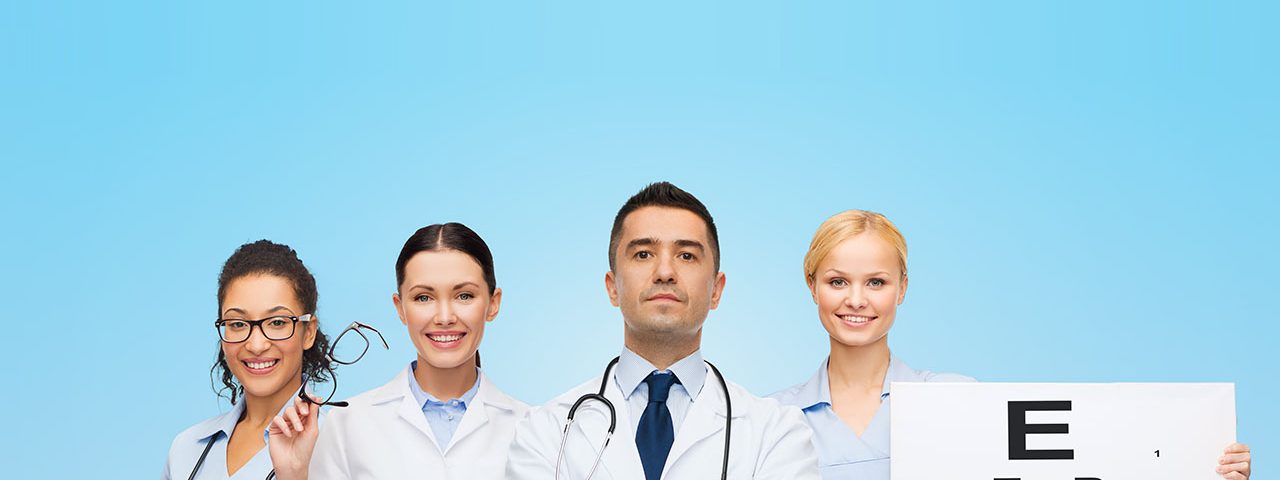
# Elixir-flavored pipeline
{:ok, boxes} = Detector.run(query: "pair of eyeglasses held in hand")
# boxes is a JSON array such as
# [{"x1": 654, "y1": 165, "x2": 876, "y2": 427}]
[
  {"x1": 214, "y1": 315, "x2": 389, "y2": 408},
  {"x1": 301, "y1": 321, "x2": 389, "y2": 407}
]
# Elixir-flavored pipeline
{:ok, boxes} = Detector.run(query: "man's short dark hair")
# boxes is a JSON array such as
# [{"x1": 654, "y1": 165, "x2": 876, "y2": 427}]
[{"x1": 608, "y1": 181, "x2": 720, "y2": 272}]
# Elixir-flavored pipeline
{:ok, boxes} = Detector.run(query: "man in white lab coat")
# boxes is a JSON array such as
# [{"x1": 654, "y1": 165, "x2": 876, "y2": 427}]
[{"x1": 506, "y1": 182, "x2": 820, "y2": 480}]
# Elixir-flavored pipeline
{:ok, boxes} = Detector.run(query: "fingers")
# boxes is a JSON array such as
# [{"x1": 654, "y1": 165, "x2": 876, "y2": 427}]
[
  {"x1": 1219, "y1": 453, "x2": 1250, "y2": 465},
  {"x1": 270, "y1": 416, "x2": 294, "y2": 439},
  {"x1": 305, "y1": 398, "x2": 320, "y2": 429},
  {"x1": 1218, "y1": 462, "x2": 1249, "y2": 474},
  {"x1": 1224, "y1": 442, "x2": 1251, "y2": 454},
  {"x1": 272, "y1": 395, "x2": 323, "y2": 442},
  {"x1": 295, "y1": 396, "x2": 309, "y2": 417},
  {"x1": 284, "y1": 400, "x2": 305, "y2": 434},
  {"x1": 1218, "y1": 442, "x2": 1251, "y2": 479}
]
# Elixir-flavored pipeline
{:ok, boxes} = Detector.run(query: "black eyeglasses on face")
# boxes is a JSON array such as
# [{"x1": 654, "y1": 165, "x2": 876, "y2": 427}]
[
  {"x1": 300, "y1": 321, "x2": 390, "y2": 408},
  {"x1": 214, "y1": 314, "x2": 312, "y2": 343}
]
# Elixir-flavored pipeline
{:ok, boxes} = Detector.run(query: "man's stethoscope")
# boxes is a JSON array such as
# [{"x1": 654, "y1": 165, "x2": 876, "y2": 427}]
[{"x1": 555, "y1": 356, "x2": 733, "y2": 480}]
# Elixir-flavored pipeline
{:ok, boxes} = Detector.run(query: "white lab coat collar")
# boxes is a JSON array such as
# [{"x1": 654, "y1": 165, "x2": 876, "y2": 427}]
[
  {"x1": 365, "y1": 365, "x2": 519, "y2": 453},
  {"x1": 615, "y1": 347, "x2": 707, "y2": 402},
  {"x1": 551, "y1": 358, "x2": 747, "y2": 480}
]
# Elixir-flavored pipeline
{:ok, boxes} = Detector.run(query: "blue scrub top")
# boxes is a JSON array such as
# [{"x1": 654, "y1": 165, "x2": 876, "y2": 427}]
[
  {"x1": 770, "y1": 355, "x2": 973, "y2": 480},
  {"x1": 162, "y1": 391, "x2": 322, "y2": 480}
]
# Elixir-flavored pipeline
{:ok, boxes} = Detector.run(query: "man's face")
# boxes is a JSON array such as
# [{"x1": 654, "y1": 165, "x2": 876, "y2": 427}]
[{"x1": 606, "y1": 206, "x2": 726, "y2": 339}]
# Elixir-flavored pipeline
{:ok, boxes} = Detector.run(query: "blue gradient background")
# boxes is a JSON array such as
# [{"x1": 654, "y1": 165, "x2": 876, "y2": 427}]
[{"x1": 3, "y1": 1, "x2": 1275, "y2": 477}]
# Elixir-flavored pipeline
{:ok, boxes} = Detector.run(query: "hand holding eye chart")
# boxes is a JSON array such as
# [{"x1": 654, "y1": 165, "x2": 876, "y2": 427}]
[{"x1": 890, "y1": 383, "x2": 1235, "y2": 480}]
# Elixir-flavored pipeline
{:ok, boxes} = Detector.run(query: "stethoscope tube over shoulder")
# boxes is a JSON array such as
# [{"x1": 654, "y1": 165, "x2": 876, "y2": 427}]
[
  {"x1": 556, "y1": 357, "x2": 621, "y2": 480},
  {"x1": 188, "y1": 438, "x2": 215, "y2": 480},
  {"x1": 706, "y1": 359, "x2": 731, "y2": 480},
  {"x1": 555, "y1": 356, "x2": 732, "y2": 480}
]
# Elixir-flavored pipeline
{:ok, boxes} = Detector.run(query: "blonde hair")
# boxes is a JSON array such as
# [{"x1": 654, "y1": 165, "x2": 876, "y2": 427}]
[{"x1": 803, "y1": 210, "x2": 908, "y2": 285}]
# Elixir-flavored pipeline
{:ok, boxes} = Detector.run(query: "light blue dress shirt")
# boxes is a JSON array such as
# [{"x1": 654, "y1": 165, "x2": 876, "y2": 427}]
[
  {"x1": 408, "y1": 360, "x2": 481, "y2": 450},
  {"x1": 162, "y1": 390, "x2": 321, "y2": 480},
  {"x1": 770, "y1": 355, "x2": 974, "y2": 480},
  {"x1": 613, "y1": 347, "x2": 707, "y2": 436}
]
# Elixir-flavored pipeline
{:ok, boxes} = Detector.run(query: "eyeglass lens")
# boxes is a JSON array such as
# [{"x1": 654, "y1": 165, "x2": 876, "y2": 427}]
[
  {"x1": 219, "y1": 317, "x2": 295, "y2": 342},
  {"x1": 330, "y1": 328, "x2": 371, "y2": 365}
]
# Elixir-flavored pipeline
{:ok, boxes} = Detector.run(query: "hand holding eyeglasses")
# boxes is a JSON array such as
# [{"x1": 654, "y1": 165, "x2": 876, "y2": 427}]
[
  {"x1": 267, "y1": 321, "x2": 388, "y2": 480},
  {"x1": 268, "y1": 394, "x2": 322, "y2": 480}
]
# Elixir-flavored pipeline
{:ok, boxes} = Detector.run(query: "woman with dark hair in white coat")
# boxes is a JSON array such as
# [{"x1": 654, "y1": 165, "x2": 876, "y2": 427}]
[{"x1": 268, "y1": 223, "x2": 528, "y2": 479}]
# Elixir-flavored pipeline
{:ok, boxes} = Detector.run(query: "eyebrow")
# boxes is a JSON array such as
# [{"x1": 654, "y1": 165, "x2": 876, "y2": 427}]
[
  {"x1": 674, "y1": 239, "x2": 706, "y2": 252},
  {"x1": 222, "y1": 305, "x2": 296, "y2": 316},
  {"x1": 626, "y1": 238, "x2": 706, "y2": 251},
  {"x1": 823, "y1": 269, "x2": 892, "y2": 277},
  {"x1": 626, "y1": 238, "x2": 658, "y2": 250},
  {"x1": 407, "y1": 282, "x2": 481, "y2": 291}
]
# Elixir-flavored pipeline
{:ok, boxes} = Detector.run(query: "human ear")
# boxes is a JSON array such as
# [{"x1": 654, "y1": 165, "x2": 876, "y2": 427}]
[
  {"x1": 897, "y1": 274, "x2": 908, "y2": 305},
  {"x1": 708, "y1": 271, "x2": 727, "y2": 310},
  {"x1": 486, "y1": 288, "x2": 503, "y2": 322},
  {"x1": 393, "y1": 293, "x2": 408, "y2": 326},
  {"x1": 604, "y1": 271, "x2": 620, "y2": 307}
]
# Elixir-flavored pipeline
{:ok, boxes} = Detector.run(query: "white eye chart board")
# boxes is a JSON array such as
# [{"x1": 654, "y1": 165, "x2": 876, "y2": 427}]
[{"x1": 891, "y1": 383, "x2": 1235, "y2": 480}]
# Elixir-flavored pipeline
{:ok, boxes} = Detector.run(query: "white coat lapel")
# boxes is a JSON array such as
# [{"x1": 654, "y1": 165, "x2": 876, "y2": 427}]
[
  {"x1": 664, "y1": 369, "x2": 728, "y2": 474},
  {"x1": 585, "y1": 374, "x2": 644, "y2": 480},
  {"x1": 445, "y1": 372, "x2": 499, "y2": 452},
  {"x1": 380, "y1": 367, "x2": 444, "y2": 453}
]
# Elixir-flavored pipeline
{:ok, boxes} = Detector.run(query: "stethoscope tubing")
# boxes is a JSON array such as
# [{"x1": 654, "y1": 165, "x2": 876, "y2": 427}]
[{"x1": 556, "y1": 356, "x2": 731, "y2": 480}]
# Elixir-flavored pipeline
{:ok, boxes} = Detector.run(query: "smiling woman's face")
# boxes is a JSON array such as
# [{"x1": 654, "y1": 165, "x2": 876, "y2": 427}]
[
  {"x1": 810, "y1": 233, "x2": 907, "y2": 349},
  {"x1": 394, "y1": 250, "x2": 501, "y2": 371},
  {"x1": 219, "y1": 274, "x2": 316, "y2": 400}
]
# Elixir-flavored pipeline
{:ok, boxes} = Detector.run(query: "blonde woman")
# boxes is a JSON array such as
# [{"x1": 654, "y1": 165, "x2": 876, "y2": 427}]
[{"x1": 770, "y1": 210, "x2": 1251, "y2": 480}]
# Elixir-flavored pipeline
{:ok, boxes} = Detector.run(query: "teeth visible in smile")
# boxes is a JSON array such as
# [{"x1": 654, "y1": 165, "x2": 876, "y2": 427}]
[
  {"x1": 840, "y1": 315, "x2": 873, "y2": 324},
  {"x1": 246, "y1": 360, "x2": 278, "y2": 369},
  {"x1": 428, "y1": 333, "x2": 463, "y2": 342}
]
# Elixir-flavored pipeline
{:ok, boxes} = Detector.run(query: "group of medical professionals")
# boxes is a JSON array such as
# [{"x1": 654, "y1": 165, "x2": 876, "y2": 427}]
[{"x1": 163, "y1": 182, "x2": 1253, "y2": 480}]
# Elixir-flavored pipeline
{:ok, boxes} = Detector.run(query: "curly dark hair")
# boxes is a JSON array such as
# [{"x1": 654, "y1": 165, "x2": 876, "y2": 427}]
[{"x1": 211, "y1": 240, "x2": 333, "y2": 405}]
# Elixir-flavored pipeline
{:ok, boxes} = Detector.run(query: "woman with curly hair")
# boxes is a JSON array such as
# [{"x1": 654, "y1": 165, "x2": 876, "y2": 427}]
[{"x1": 163, "y1": 240, "x2": 334, "y2": 480}]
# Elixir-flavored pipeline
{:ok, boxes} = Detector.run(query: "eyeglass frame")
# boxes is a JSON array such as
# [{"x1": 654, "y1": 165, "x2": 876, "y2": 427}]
[
  {"x1": 299, "y1": 321, "x2": 389, "y2": 408},
  {"x1": 213, "y1": 314, "x2": 313, "y2": 343}
]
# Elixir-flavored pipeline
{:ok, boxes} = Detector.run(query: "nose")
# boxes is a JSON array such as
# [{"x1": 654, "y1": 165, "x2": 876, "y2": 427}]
[
  {"x1": 244, "y1": 324, "x2": 272, "y2": 354},
  {"x1": 652, "y1": 253, "x2": 677, "y2": 285},
  {"x1": 433, "y1": 300, "x2": 458, "y2": 326},
  {"x1": 845, "y1": 286, "x2": 868, "y2": 310}
]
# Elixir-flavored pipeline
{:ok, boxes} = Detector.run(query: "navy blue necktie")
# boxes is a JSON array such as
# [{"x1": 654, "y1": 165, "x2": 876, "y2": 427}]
[{"x1": 636, "y1": 372, "x2": 680, "y2": 480}]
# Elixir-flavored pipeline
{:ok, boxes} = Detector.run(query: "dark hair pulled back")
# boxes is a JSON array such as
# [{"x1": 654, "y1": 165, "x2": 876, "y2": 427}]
[{"x1": 395, "y1": 223, "x2": 497, "y2": 295}]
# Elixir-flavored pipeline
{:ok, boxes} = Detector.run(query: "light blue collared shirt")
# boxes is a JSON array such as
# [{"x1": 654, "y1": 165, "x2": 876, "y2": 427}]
[
  {"x1": 770, "y1": 355, "x2": 974, "y2": 480},
  {"x1": 613, "y1": 347, "x2": 707, "y2": 436},
  {"x1": 408, "y1": 360, "x2": 481, "y2": 450},
  {"x1": 163, "y1": 390, "x2": 321, "y2": 480}
]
